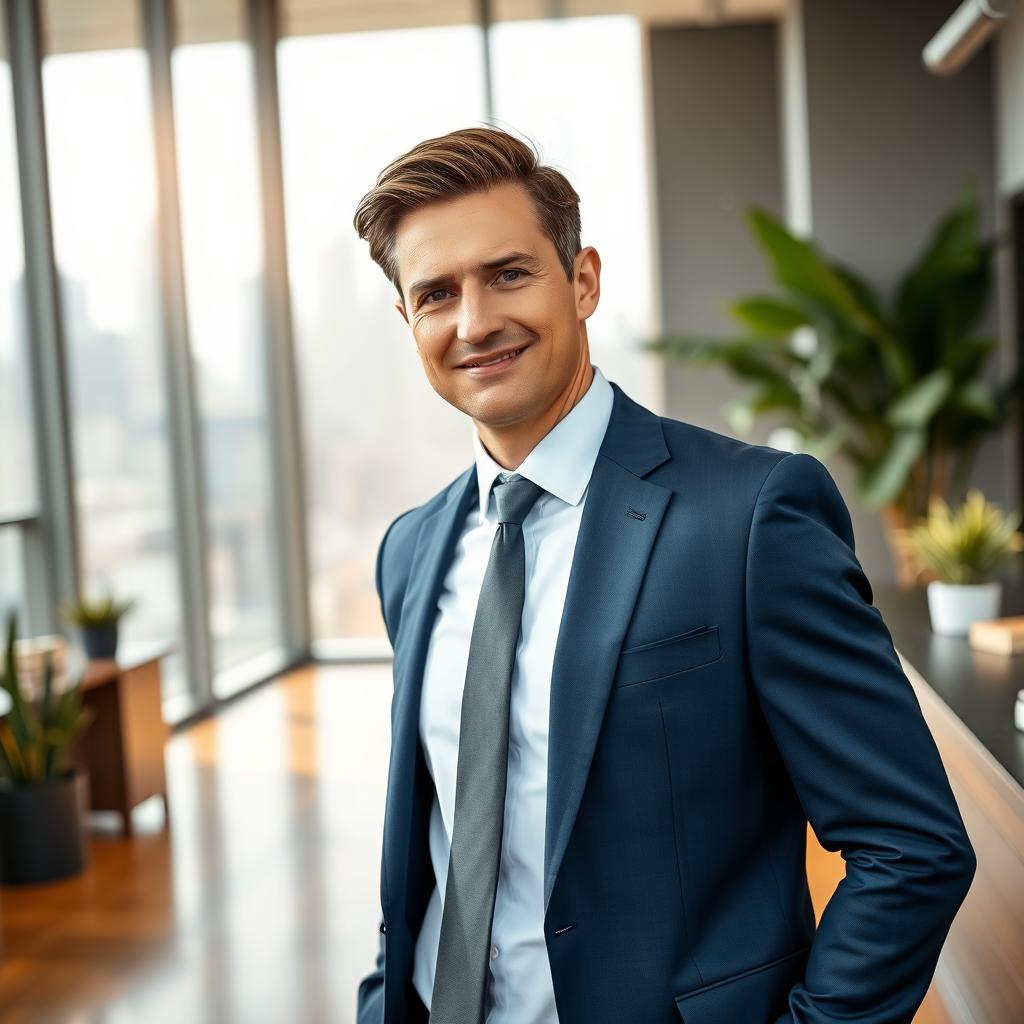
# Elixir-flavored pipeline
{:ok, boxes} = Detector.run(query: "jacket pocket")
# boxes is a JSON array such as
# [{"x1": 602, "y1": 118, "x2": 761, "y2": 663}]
[
  {"x1": 615, "y1": 625, "x2": 721, "y2": 688},
  {"x1": 673, "y1": 943, "x2": 811, "y2": 1024}
]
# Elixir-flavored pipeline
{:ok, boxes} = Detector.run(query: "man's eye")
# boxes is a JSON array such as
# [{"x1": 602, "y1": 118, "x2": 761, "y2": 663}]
[
  {"x1": 424, "y1": 289, "x2": 449, "y2": 305},
  {"x1": 500, "y1": 269, "x2": 526, "y2": 283}
]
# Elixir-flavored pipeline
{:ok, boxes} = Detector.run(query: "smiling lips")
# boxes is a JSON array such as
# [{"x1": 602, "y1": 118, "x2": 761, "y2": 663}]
[{"x1": 460, "y1": 346, "x2": 528, "y2": 373}]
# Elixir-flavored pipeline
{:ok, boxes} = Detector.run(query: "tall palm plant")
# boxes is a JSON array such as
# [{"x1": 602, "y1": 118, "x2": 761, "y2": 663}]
[{"x1": 642, "y1": 182, "x2": 1021, "y2": 586}]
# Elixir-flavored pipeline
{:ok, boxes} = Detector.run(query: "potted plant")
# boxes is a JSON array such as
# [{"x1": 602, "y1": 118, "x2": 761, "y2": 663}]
[
  {"x1": 59, "y1": 591, "x2": 136, "y2": 659},
  {"x1": 0, "y1": 611, "x2": 95, "y2": 884},
  {"x1": 641, "y1": 181, "x2": 1024, "y2": 588},
  {"x1": 905, "y1": 489, "x2": 1024, "y2": 634}
]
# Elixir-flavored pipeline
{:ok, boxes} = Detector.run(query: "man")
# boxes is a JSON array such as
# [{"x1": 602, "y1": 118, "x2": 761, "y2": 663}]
[{"x1": 351, "y1": 126, "x2": 976, "y2": 1024}]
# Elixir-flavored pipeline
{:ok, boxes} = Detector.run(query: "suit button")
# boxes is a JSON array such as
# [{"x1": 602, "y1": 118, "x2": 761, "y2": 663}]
[
  {"x1": 490, "y1": 944, "x2": 500, "y2": 960},
  {"x1": 380, "y1": 923, "x2": 387, "y2": 934}
]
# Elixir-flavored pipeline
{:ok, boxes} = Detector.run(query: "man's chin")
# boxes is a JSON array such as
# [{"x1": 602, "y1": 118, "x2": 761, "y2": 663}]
[{"x1": 459, "y1": 392, "x2": 538, "y2": 429}]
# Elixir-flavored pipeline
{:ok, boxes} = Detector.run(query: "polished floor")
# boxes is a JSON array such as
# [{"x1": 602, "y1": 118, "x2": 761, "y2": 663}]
[
  {"x1": 0, "y1": 663, "x2": 391, "y2": 1024},
  {"x1": 0, "y1": 662, "x2": 953, "y2": 1023}
]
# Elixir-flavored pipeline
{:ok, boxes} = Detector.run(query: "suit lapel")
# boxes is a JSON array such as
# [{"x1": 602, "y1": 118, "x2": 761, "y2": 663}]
[
  {"x1": 383, "y1": 382, "x2": 672, "y2": 930},
  {"x1": 385, "y1": 463, "x2": 477, "y2": 932},
  {"x1": 543, "y1": 384, "x2": 672, "y2": 911}
]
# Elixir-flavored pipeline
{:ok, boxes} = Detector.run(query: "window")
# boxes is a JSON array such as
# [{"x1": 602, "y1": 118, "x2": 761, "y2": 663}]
[
  {"x1": 0, "y1": 12, "x2": 35, "y2": 524},
  {"x1": 172, "y1": 0, "x2": 284, "y2": 692},
  {"x1": 490, "y1": 14, "x2": 657, "y2": 401},
  {"x1": 0, "y1": 10, "x2": 38, "y2": 629},
  {"x1": 41, "y1": 0, "x2": 186, "y2": 699},
  {"x1": 277, "y1": 11, "x2": 487, "y2": 645}
]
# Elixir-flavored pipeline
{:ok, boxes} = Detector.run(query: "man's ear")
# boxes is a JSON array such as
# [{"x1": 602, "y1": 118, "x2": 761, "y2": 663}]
[
  {"x1": 394, "y1": 296, "x2": 409, "y2": 326},
  {"x1": 575, "y1": 246, "x2": 601, "y2": 321}
]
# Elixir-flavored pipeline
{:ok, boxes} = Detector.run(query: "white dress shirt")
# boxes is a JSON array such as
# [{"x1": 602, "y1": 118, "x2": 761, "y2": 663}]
[{"x1": 412, "y1": 364, "x2": 615, "y2": 1022}]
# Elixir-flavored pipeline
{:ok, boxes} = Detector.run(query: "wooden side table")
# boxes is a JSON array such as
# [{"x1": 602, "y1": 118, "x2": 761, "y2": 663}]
[{"x1": 67, "y1": 643, "x2": 173, "y2": 837}]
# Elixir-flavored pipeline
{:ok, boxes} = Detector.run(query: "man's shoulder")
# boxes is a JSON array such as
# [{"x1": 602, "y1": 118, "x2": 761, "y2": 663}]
[
  {"x1": 609, "y1": 379, "x2": 789, "y2": 478},
  {"x1": 645, "y1": 400, "x2": 792, "y2": 490}
]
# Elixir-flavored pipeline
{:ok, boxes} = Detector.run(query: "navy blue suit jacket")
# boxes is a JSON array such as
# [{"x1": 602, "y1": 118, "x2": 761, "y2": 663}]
[{"x1": 357, "y1": 380, "x2": 976, "y2": 1024}]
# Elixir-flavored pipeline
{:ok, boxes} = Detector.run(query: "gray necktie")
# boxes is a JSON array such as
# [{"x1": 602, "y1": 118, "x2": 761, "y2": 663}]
[{"x1": 429, "y1": 473, "x2": 546, "y2": 1024}]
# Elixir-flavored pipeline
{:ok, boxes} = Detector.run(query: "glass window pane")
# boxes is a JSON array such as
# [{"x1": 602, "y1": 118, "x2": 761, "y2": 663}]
[
  {"x1": 0, "y1": 14, "x2": 37, "y2": 519},
  {"x1": 277, "y1": 16, "x2": 486, "y2": 643},
  {"x1": 172, "y1": 0, "x2": 284, "y2": 691},
  {"x1": 491, "y1": 14, "x2": 658, "y2": 406},
  {"x1": 0, "y1": 527, "x2": 25, "y2": 623},
  {"x1": 41, "y1": 0, "x2": 187, "y2": 706}
]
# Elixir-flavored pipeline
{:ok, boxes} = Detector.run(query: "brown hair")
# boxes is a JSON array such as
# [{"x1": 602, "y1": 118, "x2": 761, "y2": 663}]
[{"x1": 352, "y1": 125, "x2": 581, "y2": 303}]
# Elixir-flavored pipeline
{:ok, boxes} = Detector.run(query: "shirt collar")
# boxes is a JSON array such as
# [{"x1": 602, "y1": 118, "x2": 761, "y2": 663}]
[{"x1": 471, "y1": 363, "x2": 614, "y2": 524}]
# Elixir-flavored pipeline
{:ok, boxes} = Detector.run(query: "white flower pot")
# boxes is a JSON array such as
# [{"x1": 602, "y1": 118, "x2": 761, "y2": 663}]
[{"x1": 926, "y1": 579, "x2": 1003, "y2": 635}]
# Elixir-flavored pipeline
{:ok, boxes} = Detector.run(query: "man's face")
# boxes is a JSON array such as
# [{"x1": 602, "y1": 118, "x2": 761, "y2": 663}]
[{"x1": 393, "y1": 181, "x2": 599, "y2": 428}]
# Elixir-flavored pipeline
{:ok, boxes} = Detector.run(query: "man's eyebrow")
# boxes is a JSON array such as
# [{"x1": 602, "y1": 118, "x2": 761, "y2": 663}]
[{"x1": 408, "y1": 251, "x2": 540, "y2": 301}]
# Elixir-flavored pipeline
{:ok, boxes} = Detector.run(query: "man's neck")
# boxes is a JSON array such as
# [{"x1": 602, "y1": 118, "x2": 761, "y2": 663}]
[{"x1": 476, "y1": 362, "x2": 595, "y2": 470}]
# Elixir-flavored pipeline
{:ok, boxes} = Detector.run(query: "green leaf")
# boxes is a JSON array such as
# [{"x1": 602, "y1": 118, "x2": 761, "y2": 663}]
[
  {"x1": 893, "y1": 183, "x2": 996, "y2": 345},
  {"x1": 40, "y1": 651, "x2": 53, "y2": 722},
  {"x1": 745, "y1": 208, "x2": 864, "y2": 320},
  {"x1": 945, "y1": 336, "x2": 998, "y2": 381},
  {"x1": 949, "y1": 380, "x2": 1000, "y2": 422},
  {"x1": 827, "y1": 262, "x2": 886, "y2": 324},
  {"x1": 719, "y1": 347, "x2": 799, "y2": 385},
  {"x1": 0, "y1": 718, "x2": 15, "y2": 781},
  {"x1": 729, "y1": 296, "x2": 809, "y2": 334},
  {"x1": 0, "y1": 721, "x2": 28, "y2": 783},
  {"x1": 640, "y1": 335, "x2": 736, "y2": 364},
  {"x1": 885, "y1": 369, "x2": 953, "y2": 429},
  {"x1": 857, "y1": 429, "x2": 928, "y2": 507},
  {"x1": 1, "y1": 612, "x2": 33, "y2": 752}
]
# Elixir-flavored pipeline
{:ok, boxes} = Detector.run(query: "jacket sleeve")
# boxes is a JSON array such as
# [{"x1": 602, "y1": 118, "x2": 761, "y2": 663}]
[
  {"x1": 745, "y1": 453, "x2": 977, "y2": 1024},
  {"x1": 356, "y1": 923, "x2": 387, "y2": 1024},
  {"x1": 355, "y1": 515, "x2": 408, "y2": 1024}
]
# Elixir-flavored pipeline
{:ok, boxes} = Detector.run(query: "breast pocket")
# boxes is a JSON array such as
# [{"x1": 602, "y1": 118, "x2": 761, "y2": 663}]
[{"x1": 614, "y1": 624, "x2": 722, "y2": 688}]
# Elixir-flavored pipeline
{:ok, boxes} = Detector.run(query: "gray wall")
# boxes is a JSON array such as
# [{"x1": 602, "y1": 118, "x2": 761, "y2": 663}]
[
  {"x1": 800, "y1": 1, "x2": 997, "y2": 294},
  {"x1": 650, "y1": 22, "x2": 785, "y2": 444}
]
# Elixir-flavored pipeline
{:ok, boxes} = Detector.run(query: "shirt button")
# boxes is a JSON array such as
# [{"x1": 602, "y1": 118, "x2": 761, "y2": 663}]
[{"x1": 490, "y1": 944, "x2": 500, "y2": 960}]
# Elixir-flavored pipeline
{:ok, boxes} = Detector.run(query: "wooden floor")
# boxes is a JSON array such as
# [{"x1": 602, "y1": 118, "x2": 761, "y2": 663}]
[
  {"x1": 0, "y1": 662, "x2": 955, "y2": 1023},
  {"x1": 0, "y1": 663, "x2": 392, "y2": 1024}
]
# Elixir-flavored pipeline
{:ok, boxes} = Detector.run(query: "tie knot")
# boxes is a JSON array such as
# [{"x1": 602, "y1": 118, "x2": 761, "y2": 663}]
[{"x1": 492, "y1": 474, "x2": 545, "y2": 526}]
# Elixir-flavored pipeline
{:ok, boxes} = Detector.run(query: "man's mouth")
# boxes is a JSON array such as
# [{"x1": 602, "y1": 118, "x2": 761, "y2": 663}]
[{"x1": 460, "y1": 346, "x2": 527, "y2": 371}]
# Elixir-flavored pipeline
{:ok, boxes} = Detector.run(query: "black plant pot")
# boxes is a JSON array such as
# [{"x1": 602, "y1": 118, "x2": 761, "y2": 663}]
[
  {"x1": 0, "y1": 763, "x2": 90, "y2": 885},
  {"x1": 83, "y1": 622, "x2": 118, "y2": 659}
]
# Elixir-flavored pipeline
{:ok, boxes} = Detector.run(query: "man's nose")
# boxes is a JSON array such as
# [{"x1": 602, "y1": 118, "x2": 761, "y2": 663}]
[{"x1": 455, "y1": 286, "x2": 504, "y2": 345}]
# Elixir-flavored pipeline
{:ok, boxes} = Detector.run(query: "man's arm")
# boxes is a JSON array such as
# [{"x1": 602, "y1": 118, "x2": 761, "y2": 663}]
[
  {"x1": 355, "y1": 517, "x2": 405, "y2": 1024},
  {"x1": 745, "y1": 453, "x2": 977, "y2": 1024},
  {"x1": 356, "y1": 923, "x2": 387, "y2": 1024}
]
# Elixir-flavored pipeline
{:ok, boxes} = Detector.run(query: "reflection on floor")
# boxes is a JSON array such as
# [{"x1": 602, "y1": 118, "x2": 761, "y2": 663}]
[{"x1": 0, "y1": 662, "x2": 953, "y2": 1023}]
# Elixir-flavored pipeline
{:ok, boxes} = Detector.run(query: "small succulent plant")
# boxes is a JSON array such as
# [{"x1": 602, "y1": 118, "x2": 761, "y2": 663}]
[
  {"x1": 59, "y1": 592, "x2": 136, "y2": 629},
  {"x1": 906, "y1": 488, "x2": 1024, "y2": 585}
]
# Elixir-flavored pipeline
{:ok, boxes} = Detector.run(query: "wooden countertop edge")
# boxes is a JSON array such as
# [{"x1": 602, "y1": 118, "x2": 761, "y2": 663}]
[{"x1": 897, "y1": 648, "x2": 1024, "y2": 857}]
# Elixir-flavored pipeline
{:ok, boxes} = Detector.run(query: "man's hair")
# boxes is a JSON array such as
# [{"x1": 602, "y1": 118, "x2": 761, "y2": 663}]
[{"x1": 352, "y1": 125, "x2": 582, "y2": 302}]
